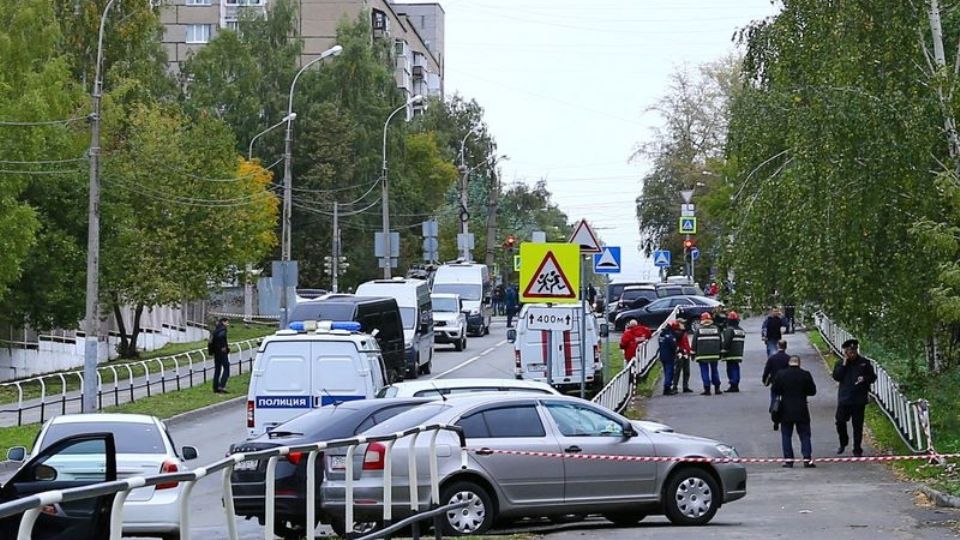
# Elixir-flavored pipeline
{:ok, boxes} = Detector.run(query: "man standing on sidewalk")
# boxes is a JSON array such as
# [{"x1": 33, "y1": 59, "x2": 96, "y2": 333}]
[
  {"x1": 692, "y1": 312, "x2": 722, "y2": 395},
  {"x1": 833, "y1": 338, "x2": 877, "y2": 456},
  {"x1": 658, "y1": 320, "x2": 679, "y2": 395},
  {"x1": 762, "y1": 340, "x2": 791, "y2": 430},
  {"x1": 211, "y1": 318, "x2": 230, "y2": 394},
  {"x1": 772, "y1": 355, "x2": 817, "y2": 468},
  {"x1": 671, "y1": 320, "x2": 694, "y2": 393}
]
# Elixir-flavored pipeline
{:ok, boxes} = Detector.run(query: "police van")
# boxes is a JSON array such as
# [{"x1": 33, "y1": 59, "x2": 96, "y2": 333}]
[{"x1": 245, "y1": 321, "x2": 387, "y2": 437}]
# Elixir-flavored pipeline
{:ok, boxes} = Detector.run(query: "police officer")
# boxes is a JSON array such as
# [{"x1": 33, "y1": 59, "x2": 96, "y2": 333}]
[
  {"x1": 658, "y1": 320, "x2": 680, "y2": 395},
  {"x1": 833, "y1": 338, "x2": 877, "y2": 456},
  {"x1": 692, "y1": 312, "x2": 722, "y2": 395},
  {"x1": 721, "y1": 311, "x2": 745, "y2": 393}
]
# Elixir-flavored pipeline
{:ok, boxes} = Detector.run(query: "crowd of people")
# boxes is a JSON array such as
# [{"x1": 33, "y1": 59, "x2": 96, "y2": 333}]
[{"x1": 620, "y1": 307, "x2": 878, "y2": 467}]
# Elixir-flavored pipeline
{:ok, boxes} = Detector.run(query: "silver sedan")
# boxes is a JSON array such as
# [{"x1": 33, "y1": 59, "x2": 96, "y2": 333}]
[{"x1": 321, "y1": 395, "x2": 746, "y2": 535}]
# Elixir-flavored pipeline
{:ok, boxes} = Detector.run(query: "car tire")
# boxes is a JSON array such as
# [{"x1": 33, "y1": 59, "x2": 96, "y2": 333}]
[
  {"x1": 454, "y1": 338, "x2": 463, "y2": 351},
  {"x1": 461, "y1": 336, "x2": 467, "y2": 350},
  {"x1": 602, "y1": 512, "x2": 646, "y2": 527},
  {"x1": 440, "y1": 480, "x2": 495, "y2": 535},
  {"x1": 663, "y1": 467, "x2": 720, "y2": 526},
  {"x1": 422, "y1": 354, "x2": 432, "y2": 374},
  {"x1": 330, "y1": 518, "x2": 380, "y2": 538}
]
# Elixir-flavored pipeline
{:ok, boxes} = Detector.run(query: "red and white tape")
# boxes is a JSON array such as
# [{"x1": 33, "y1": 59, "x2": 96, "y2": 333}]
[{"x1": 468, "y1": 447, "x2": 957, "y2": 465}]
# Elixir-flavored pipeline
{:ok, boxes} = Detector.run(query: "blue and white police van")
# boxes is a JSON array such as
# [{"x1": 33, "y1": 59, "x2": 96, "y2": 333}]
[{"x1": 245, "y1": 321, "x2": 388, "y2": 437}]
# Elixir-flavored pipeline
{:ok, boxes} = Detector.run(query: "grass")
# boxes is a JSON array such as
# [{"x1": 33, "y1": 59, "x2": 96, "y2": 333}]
[
  {"x1": 603, "y1": 341, "x2": 662, "y2": 420},
  {"x1": 808, "y1": 329, "x2": 960, "y2": 496},
  {"x1": 0, "y1": 323, "x2": 273, "y2": 405},
  {"x1": 0, "y1": 372, "x2": 251, "y2": 457}
]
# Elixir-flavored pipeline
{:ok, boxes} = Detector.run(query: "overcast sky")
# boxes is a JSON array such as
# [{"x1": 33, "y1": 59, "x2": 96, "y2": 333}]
[{"x1": 436, "y1": 0, "x2": 780, "y2": 281}]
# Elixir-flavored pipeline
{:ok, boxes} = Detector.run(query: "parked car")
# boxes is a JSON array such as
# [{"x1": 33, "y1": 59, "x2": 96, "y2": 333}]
[
  {"x1": 614, "y1": 295, "x2": 720, "y2": 331},
  {"x1": 356, "y1": 278, "x2": 435, "y2": 377},
  {"x1": 321, "y1": 394, "x2": 746, "y2": 535},
  {"x1": 655, "y1": 282, "x2": 704, "y2": 298},
  {"x1": 229, "y1": 398, "x2": 432, "y2": 539},
  {"x1": 604, "y1": 281, "x2": 653, "y2": 320},
  {"x1": 432, "y1": 263, "x2": 493, "y2": 336},
  {"x1": 3, "y1": 414, "x2": 198, "y2": 540},
  {"x1": 431, "y1": 293, "x2": 467, "y2": 351},
  {"x1": 608, "y1": 285, "x2": 659, "y2": 322},
  {"x1": 1, "y1": 432, "x2": 118, "y2": 540},
  {"x1": 376, "y1": 378, "x2": 673, "y2": 433}
]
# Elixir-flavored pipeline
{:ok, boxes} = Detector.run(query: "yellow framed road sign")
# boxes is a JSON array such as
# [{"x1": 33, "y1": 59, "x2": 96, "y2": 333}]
[
  {"x1": 520, "y1": 243, "x2": 580, "y2": 304},
  {"x1": 513, "y1": 254, "x2": 521, "y2": 271},
  {"x1": 679, "y1": 217, "x2": 697, "y2": 234}
]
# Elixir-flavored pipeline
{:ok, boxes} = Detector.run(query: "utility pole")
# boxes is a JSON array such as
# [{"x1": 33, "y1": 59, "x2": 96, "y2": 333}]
[
  {"x1": 332, "y1": 202, "x2": 339, "y2": 293},
  {"x1": 483, "y1": 169, "x2": 499, "y2": 268},
  {"x1": 82, "y1": 0, "x2": 120, "y2": 413},
  {"x1": 381, "y1": 95, "x2": 423, "y2": 278},
  {"x1": 459, "y1": 165, "x2": 471, "y2": 261},
  {"x1": 927, "y1": 0, "x2": 960, "y2": 160}
]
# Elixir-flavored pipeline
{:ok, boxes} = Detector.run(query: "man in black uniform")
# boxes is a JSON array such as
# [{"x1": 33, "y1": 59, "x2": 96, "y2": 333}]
[
  {"x1": 211, "y1": 318, "x2": 230, "y2": 393},
  {"x1": 832, "y1": 338, "x2": 877, "y2": 456},
  {"x1": 762, "y1": 340, "x2": 791, "y2": 430},
  {"x1": 773, "y1": 355, "x2": 817, "y2": 468}
]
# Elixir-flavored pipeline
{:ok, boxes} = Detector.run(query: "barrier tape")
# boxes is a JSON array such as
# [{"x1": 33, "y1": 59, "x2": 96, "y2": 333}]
[{"x1": 468, "y1": 447, "x2": 955, "y2": 465}]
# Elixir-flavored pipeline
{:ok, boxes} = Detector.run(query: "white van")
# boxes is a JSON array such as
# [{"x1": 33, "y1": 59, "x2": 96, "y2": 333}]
[
  {"x1": 245, "y1": 321, "x2": 387, "y2": 437},
  {"x1": 355, "y1": 278, "x2": 434, "y2": 378},
  {"x1": 431, "y1": 263, "x2": 492, "y2": 336},
  {"x1": 507, "y1": 303, "x2": 608, "y2": 393}
]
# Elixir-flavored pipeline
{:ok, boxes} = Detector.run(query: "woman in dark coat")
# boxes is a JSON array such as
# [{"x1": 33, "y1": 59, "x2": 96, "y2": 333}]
[{"x1": 772, "y1": 355, "x2": 817, "y2": 468}]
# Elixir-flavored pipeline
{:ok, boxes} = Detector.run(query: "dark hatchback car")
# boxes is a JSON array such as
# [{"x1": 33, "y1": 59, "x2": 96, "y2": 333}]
[
  {"x1": 614, "y1": 295, "x2": 720, "y2": 331},
  {"x1": 655, "y1": 283, "x2": 704, "y2": 298},
  {"x1": 229, "y1": 398, "x2": 431, "y2": 539}
]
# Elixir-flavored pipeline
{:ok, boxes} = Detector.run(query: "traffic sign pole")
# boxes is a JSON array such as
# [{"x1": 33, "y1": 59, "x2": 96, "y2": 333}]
[{"x1": 580, "y1": 254, "x2": 587, "y2": 399}]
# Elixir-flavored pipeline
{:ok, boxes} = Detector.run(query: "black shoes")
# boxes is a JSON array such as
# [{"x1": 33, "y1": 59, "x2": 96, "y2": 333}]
[
  {"x1": 773, "y1": 423, "x2": 779, "y2": 431},
  {"x1": 782, "y1": 462, "x2": 794, "y2": 468},
  {"x1": 836, "y1": 446, "x2": 846, "y2": 455},
  {"x1": 700, "y1": 388, "x2": 712, "y2": 396},
  {"x1": 803, "y1": 461, "x2": 817, "y2": 468},
  {"x1": 714, "y1": 386, "x2": 723, "y2": 395},
  {"x1": 726, "y1": 385, "x2": 740, "y2": 393},
  {"x1": 853, "y1": 448, "x2": 864, "y2": 457},
  {"x1": 682, "y1": 387, "x2": 694, "y2": 393},
  {"x1": 214, "y1": 388, "x2": 228, "y2": 394},
  {"x1": 663, "y1": 388, "x2": 677, "y2": 396}
]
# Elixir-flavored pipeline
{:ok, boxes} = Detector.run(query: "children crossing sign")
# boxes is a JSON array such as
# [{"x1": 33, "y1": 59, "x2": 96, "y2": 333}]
[
  {"x1": 520, "y1": 243, "x2": 580, "y2": 303},
  {"x1": 679, "y1": 217, "x2": 697, "y2": 234}
]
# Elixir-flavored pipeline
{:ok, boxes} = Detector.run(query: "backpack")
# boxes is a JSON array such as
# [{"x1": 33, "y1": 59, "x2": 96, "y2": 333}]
[{"x1": 207, "y1": 335, "x2": 216, "y2": 355}]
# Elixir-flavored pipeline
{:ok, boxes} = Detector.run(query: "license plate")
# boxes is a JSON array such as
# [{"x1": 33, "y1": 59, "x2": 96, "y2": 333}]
[
  {"x1": 331, "y1": 455, "x2": 347, "y2": 470},
  {"x1": 527, "y1": 364, "x2": 546, "y2": 372},
  {"x1": 235, "y1": 460, "x2": 258, "y2": 471}
]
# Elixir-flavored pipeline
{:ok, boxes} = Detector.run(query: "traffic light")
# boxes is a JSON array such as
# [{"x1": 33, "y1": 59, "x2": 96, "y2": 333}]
[
  {"x1": 683, "y1": 238, "x2": 696, "y2": 250},
  {"x1": 503, "y1": 235, "x2": 517, "y2": 249}
]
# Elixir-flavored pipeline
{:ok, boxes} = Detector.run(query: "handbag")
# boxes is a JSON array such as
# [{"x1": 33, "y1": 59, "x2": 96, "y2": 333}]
[{"x1": 769, "y1": 395, "x2": 783, "y2": 422}]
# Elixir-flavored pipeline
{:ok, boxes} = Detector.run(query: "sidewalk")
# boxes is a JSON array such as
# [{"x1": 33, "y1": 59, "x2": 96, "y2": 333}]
[
  {"x1": 0, "y1": 346, "x2": 257, "y2": 427},
  {"x1": 550, "y1": 317, "x2": 959, "y2": 539}
]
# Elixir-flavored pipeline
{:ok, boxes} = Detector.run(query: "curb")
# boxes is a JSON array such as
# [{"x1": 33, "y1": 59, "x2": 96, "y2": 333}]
[
  {"x1": 917, "y1": 484, "x2": 960, "y2": 508},
  {"x1": 164, "y1": 395, "x2": 246, "y2": 428}
]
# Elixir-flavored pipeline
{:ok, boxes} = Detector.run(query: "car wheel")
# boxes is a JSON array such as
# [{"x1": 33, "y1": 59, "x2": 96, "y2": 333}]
[
  {"x1": 454, "y1": 338, "x2": 463, "y2": 351},
  {"x1": 664, "y1": 467, "x2": 720, "y2": 526},
  {"x1": 602, "y1": 512, "x2": 646, "y2": 527},
  {"x1": 461, "y1": 336, "x2": 468, "y2": 350},
  {"x1": 422, "y1": 355, "x2": 432, "y2": 374},
  {"x1": 440, "y1": 480, "x2": 495, "y2": 535},
  {"x1": 330, "y1": 518, "x2": 379, "y2": 538},
  {"x1": 274, "y1": 519, "x2": 307, "y2": 540}
]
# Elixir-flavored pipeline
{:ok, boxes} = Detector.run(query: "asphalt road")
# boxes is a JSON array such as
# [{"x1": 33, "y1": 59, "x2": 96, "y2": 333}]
[{"x1": 140, "y1": 321, "x2": 514, "y2": 540}]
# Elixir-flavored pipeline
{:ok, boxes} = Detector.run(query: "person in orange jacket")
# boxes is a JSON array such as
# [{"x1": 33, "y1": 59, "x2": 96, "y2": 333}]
[{"x1": 619, "y1": 319, "x2": 652, "y2": 361}]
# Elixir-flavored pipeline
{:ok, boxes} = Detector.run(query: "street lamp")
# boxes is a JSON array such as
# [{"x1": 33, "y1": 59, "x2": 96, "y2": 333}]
[
  {"x1": 81, "y1": 0, "x2": 124, "y2": 413},
  {"x1": 380, "y1": 94, "x2": 424, "y2": 278},
  {"x1": 248, "y1": 113, "x2": 296, "y2": 160},
  {"x1": 456, "y1": 126, "x2": 484, "y2": 261},
  {"x1": 278, "y1": 44, "x2": 342, "y2": 328}
]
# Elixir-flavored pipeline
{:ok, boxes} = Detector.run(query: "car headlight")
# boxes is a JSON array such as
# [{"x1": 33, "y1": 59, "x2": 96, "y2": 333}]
[{"x1": 715, "y1": 444, "x2": 739, "y2": 459}]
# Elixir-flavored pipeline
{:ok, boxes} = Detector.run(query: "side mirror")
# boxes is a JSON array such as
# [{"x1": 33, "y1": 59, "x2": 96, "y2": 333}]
[
  {"x1": 599, "y1": 324, "x2": 610, "y2": 338},
  {"x1": 33, "y1": 464, "x2": 58, "y2": 482},
  {"x1": 6, "y1": 446, "x2": 26, "y2": 462},
  {"x1": 506, "y1": 329, "x2": 517, "y2": 343},
  {"x1": 182, "y1": 446, "x2": 199, "y2": 461},
  {"x1": 623, "y1": 424, "x2": 638, "y2": 438}
]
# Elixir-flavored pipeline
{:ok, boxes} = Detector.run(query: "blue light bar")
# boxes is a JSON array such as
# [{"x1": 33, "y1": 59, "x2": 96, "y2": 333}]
[
  {"x1": 288, "y1": 321, "x2": 361, "y2": 332},
  {"x1": 289, "y1": 321, "x2": 306, "y2": 332},
  {"x1": 331, "y1": 321, "x2": 362, "y2": 332}
]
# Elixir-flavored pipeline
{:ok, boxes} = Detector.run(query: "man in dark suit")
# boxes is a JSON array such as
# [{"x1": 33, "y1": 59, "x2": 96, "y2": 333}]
[
  {"x1": 772, "y1": 355, "x2": 817, "y2": 468},
  {"x1": 833, "y1": 338, "x2": 877, "y2": 456},
  {"x1": 762, "y1": 340, "x2": 791, "y2": 430}
]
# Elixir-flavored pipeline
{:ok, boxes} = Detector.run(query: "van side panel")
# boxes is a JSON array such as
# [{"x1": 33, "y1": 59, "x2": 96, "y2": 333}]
[
  {"x1": 251, "y1": 342, "x2": 312, "y2": 434},
  {"x1": 311, "y1": 342, "x2": 368, "y2": 405}
]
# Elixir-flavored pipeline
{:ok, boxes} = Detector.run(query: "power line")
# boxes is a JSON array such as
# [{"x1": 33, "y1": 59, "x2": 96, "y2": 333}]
[
  {"x1": 0, "y1": 157, "x2": 87, "y2": 165},
  {"x1": 0, "y1": 168, "x2": 85, "y2": 176},
  {"x1": 0, "y1": 116, "x2": 88, "y2": 126},
  {"x1": 104, "y1": 176, "x2": 278, "y2": 207}
]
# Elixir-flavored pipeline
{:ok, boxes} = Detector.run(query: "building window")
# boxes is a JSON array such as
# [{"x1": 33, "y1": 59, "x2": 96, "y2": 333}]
[
  {"x1": 185, "y1": 0, "x2": 211, "y2": 5},
  {"x1": 224, "y1": 19, "x2": 239, "y2": 31},
  {"x1": 372, "y1": 9, "x2": 387, "y2": 31},
  {"x1": 186, "y1": 24, "x2": 212, "y2": 44},
  {"x1": 226, "y1": 0, "x2": 264, "y2": 5}
]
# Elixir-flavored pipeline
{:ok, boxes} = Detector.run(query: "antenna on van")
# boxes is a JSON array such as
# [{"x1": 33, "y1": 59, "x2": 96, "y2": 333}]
[
  {"x1": 321, "y1": 388, "x2": 344, "y2": 407},
  {"x1": 430, "y1": 382, "x2": 448, "y2": 402}
]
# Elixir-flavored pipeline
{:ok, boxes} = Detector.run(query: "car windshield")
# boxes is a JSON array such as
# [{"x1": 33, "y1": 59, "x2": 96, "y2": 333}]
[
  {"x1": 41, "y1": 421, "x2": 166, "y2": 454},
  {"x1": 289, "y1": 302, "x2": 354, "y2": 322},
  {"x1": 433, "y1": 297, "x2": 459, "y2": 312},
  {"x1": 433, "y1": 283, "x2": 481, "y2": 301},
  {"x1": 360, "y1": 403, "x2": 449, "y2": 436},
  {"x1": 621, "y1": 289, "x2": 652, "y2": 302},
  {"x1": 399, "y1": 307, "x2": 417, "y2": 329}
]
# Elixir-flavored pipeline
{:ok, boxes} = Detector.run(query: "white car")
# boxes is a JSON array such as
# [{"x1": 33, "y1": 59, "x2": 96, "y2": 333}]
[
  {"x1": 375, "y1": 377, "x2": 673, "y2": 432},
  {"x1": 5, "y1": 413, "x2": 198, "y2": 539},
  {"x1": 431, "y1": 293, "x2": 467, "y2": 351}
]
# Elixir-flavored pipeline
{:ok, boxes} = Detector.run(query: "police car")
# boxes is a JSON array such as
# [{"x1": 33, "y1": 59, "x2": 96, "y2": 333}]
[{"x1": 245, "y1": 321, "x2": 388, "y2": 437}]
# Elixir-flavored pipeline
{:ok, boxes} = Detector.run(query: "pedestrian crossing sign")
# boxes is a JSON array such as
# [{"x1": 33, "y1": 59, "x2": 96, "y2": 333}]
[
  {"x1": 679, "y1": 217, "x2": 697, "y2": 234},
  {"x1": 520, "y1": 243, "x2": 580, "y2": 303},
  {"x1": 653, "y1": 250, "x2": 671, "y2": 267}
]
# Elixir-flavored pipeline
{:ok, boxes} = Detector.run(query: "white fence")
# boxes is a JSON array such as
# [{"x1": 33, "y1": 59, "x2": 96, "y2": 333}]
[
  {"x1": 592, "y1": 308, "x2": 680, "y2": 413},
  {"x1": 0, "y1": 424, "x2": 465, "y2": 540},
  {"x1": 814, "y1": 312, "x2": 935, "y2": 455}
]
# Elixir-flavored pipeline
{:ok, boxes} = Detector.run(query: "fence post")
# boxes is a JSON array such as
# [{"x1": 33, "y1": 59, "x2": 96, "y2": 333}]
[
  {"x1": 305, "y1": 443, "x2": 327, "y2": 540},
  {"x1": 345, "y1": 442, "x2": 359, "y2": 539},
  {"x1": 222, "y1": 459, "x2": 240, "y2": 540},
  {"x1": 39, "y1": 376, "x2": 46, "y2": 421},
  {"x1": 382, "y1": 438, "x2": 398, "y2": 537},
  {"x1": 408, "y1": 431, "x2": 422, "y2": 540},
  {"x1": 429, "y1": 429, "x2": 442, "y2": 540},
  {"x1": 264, "y1": 455, "x2": 279, "y2": 540}
]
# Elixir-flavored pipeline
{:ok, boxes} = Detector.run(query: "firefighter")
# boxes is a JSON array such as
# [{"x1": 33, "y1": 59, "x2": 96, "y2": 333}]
[
  {"x1": 721, "y1": 310, "x2": 746, "y2": 392},
  {"x1": 692, "y1": 312, "x2": 723, "y2": 395}
]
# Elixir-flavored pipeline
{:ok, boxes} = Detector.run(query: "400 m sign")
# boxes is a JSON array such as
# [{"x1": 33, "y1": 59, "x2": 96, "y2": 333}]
[{"x1": 525, "y1": 307, "x2": 574, "y2": 331}]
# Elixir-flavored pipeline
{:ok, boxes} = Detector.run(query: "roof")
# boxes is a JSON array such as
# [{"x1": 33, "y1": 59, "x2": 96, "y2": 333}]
[
  {"x1": 387, "y1": 378, "x2": 559, "y2": 394},
  {"x1": 49, "y1": 413, "x2": 157, "y2": 425}
]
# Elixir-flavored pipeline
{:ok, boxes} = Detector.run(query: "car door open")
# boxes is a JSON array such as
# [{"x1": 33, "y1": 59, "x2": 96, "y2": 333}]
[{"x1": 0, "y1": 432, "x2": 117, "y2": 540}]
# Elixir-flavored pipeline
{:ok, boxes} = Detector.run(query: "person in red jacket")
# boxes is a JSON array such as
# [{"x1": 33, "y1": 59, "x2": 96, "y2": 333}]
[
  {"x1": 620, "y1": 319, "x2": 652, "y2": 361},
  {"x1": 671, "y1": 320, "x2": 694, "y2": 393}
]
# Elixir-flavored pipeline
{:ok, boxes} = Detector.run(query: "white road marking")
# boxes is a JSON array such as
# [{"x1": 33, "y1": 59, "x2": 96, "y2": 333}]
[{"x1": 431, "y1": 339, "x2": 508, "y2": 379}]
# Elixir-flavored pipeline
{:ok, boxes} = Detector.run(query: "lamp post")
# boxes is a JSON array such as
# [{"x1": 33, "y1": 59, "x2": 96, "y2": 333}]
[
  {"x1": 456, "y1": 128, "x2": 479, "y2": 261},
  {"x1": 278, "y1": 44, "x2": 342, "y2": 328},
  {"x1": 248, "y1": 113, "x2": 296, "y2": 160},
  {"x1": 81, "y1": 0, "x2": 125, "y2": 414},
  {"x1": 380, "y1": 94, "x2": 424, "y2": 278}
]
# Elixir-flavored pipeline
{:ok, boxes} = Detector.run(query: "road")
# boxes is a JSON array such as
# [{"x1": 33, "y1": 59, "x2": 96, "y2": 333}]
[{"x1": 144, "y1": 321, "x2": 513, "y2": 540}]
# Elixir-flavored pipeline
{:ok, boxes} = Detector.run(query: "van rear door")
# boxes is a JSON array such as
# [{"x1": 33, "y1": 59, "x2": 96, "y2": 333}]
[
  {"x1": 250, "y1": 341, "x2": 312, "y2": 435},
  {"x1": 311, "y1": 341, "x2": 369, "y2": 405}
]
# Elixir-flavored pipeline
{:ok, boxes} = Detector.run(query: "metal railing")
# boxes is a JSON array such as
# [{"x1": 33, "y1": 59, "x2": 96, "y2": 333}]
[
  {"x1": 814, "y1": 312, "x2": 935, "y2": 455},
  {"x1": 0, "y1": 339, "x2": 261, "y2": 426},
  {"x1": 0, "y1": 423, "x2": 466, "y2": 540},
  {"x1": 592, "y1": 308, "x2": 680, "y2": 413}
]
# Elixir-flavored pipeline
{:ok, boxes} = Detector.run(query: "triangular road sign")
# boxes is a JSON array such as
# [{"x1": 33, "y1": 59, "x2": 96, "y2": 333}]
[
  {"x1": 569, "y1": 219, "x2": 602, "y2": 253},
  {"x1": 596, "y1": 249, "x2": 618, "y2": 268},
  {"x1": 653, "y1": 250, "x2": 671, "y2": 267},
  {"x1": 522, "y1": 251, "x2": 577, "y2": 299}
]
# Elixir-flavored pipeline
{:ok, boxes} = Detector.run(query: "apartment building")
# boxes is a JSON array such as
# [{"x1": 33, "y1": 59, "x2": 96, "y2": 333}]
[{"x1": 160, "y1": 0, "x2": 444, "y2": 100}]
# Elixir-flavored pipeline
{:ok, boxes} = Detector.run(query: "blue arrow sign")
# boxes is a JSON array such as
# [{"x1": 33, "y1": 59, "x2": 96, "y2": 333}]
[
  {"x1": 690, "y1": 247, "x2": 701, "y2": 261},
  {"x1": 593, "y1": 246, "x2": 621, "y2": 274},
  {"x1": 653, "y1": 250, "x2": 671, "y2": 268}
]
